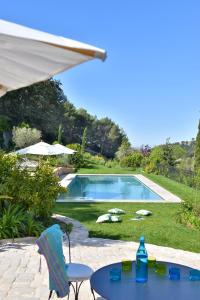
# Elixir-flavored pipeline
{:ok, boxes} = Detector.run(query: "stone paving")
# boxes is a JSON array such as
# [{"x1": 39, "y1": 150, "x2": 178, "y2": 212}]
[{"x1": 0, "y1": 215, "x2": 200, "y2": 300}]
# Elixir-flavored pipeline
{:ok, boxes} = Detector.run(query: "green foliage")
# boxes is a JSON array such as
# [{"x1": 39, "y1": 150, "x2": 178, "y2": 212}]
[
  {"x1": 115, "y1": 136, "x2": 131, "y2": 161},
  {"x1": 0, "y1": 204, "x2": 44, "y2": 239},
  {"x1": 55, "y1": 201, "x2": 200, "y2": 253},
  {"x1": 0, "y1": 115, "x2": 12, "y2": 149},
  {"x1": 81, "y1": 127, "x2": 87, "y2": 154},
  {"x1": 162, "y1": 138, "x2": 176, "y2": 167},
  {"x1": 12, "y1": 126, "x2": 41, "y2": 148},
  {"x1": 0, "y1": 79, "x2": 125, "y2": 158},
  {"x1": 194, "y1": 120, "x2": 200, "y2": 172},
  {"x1": 144, "y1": 146, "x2": 164, "y2": 173},
  {"x1": 104, "y1": 160, "x2": 119, "y2": 168},
  {"x1": 121, "y1": 151, "x2": 143, "y2": 168},
  {"x1": 57, "y1": 124, "x2": 63, "y2": 144},
  {"x1": 19, "y1": 122, "x2": 30, "y2": 128},
  {"x1": 172, "y1": 144, "x2": 187, "y2": 160},
  {"x1": 48, "y1": 155, "x2": 71, "y2": 168},
  {"x1": 83, "y1": 152, "x2": 106, "y2": 166},
  {"x1": 194, "y1": 169, "x2": 200, "y2": 189},
  {"x1": 0, "y1": 153, "x2": 64, "y2": 219},
  {"x1": 66, "y1": 143, "x2": 85, "y2": 169}
]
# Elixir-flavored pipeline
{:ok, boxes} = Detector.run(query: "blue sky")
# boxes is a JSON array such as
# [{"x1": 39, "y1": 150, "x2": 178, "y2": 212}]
[{"x1": 1, "y1": 0, "x2": 200, "y2": 146}]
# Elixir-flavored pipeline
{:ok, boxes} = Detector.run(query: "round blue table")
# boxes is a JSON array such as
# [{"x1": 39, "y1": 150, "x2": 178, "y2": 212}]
[{"x1": 90, "y1": 261, "x2": 200, "y2": 300}]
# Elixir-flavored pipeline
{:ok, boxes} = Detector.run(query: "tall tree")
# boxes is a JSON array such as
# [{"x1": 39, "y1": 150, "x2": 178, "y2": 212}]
[
  {"x1": 194, "y1": 120, "x2": 200, "y2": 172},
  {"x1": 57, "y1": 124, "x2": 63, "y2": 144},
  {"x1": 115, "y1": 136, "x2": 131, "y2": 161},
  {"x1": 81, "y1": 127, "x2": 87, "y2": 154},
  {"x1": 0, "y1": 79, "x2": 127, "y2": 158},
  {"x1": 162, "y1": 138, "x2": 175, "y2": 167}
]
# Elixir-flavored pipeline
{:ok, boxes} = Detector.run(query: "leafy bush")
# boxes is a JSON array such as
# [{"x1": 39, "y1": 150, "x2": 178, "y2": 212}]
[
  {"x1": 47, "y1": 155, "x2": 71, "y2": 168},
  {"x1": 177, "y1": 200, "x2": 200, "y2": 230},
  {"x1": 66, "y1": 144, "x2": 86, "y2": 169},
  {"x1": 120, "y1": 151, "x2": 143, "y2": 168},
  {"x1": 194, "y1": 169, "x2": 200, "y2": 189},
  {"x1": 115, "y1": 137, "x2": 131, "y2": 161},
  {"x1": 83, "y1": 152, "x2": 106, "y2": 166},
  {"x1": 177, "y1": 169, "x2": 200, "y2": 230},
  {"x1": 0, "y1": 153, "x2": 64, "y2": 219},
  {"x1": 105, "y1": 160, "x2": 119, "y2": 168},
  {"x1": 12, "y1": 126, "x2": 41, "y2": 148},
  {"x1": 0, "y1": 204, "x2": 44, "y2": 239}
]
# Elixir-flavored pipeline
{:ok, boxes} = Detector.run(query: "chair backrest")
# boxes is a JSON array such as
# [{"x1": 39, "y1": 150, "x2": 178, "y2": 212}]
[{"x1": 36, "y1": 224, "x2": 69, "y2": 298}]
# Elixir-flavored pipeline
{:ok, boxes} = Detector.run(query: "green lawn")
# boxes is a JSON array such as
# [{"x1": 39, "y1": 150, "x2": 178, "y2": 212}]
[
  {"x1": 54, "y1": 170, "x2": 200, "y2": 253},
  {"x1": 78, "y1": 163, "x2": 137, "y2": 174},
  {"x1": 144, "y1": 173, "x2": 200, "y2": 202},
  {"x1": 54, "y1": 202, "x2": 200, "y2": 252}
]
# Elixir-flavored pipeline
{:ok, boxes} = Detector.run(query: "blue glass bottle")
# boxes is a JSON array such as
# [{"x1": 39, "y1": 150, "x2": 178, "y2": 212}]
[{"x1": 135, "y1": 236, "x2": 148, "y2": 283}]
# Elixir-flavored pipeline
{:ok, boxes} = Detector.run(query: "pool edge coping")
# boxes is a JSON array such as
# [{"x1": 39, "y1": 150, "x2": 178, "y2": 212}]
[{"x1": 58, "y1": 173, "x2": 181, "y2": 203}]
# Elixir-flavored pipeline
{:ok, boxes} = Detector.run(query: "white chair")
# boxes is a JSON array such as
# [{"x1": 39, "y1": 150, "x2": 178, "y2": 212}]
[{"x1": 63, "y1": 231, "x2": 94, "y2": 300}]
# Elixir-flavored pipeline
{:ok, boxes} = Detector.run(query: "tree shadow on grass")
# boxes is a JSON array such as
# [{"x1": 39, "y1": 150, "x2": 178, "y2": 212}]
[
  {"x1": 55, "y1": 203, "x2": 106, "y2": 223},
  {"x1": 89, "y1": 230, "x2": 125, "y2": 240}
]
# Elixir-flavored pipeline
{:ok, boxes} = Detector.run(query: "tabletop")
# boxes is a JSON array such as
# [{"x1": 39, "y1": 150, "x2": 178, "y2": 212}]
[{"x1": 90, "y1": 261, "x2": 200, "y2": 300}]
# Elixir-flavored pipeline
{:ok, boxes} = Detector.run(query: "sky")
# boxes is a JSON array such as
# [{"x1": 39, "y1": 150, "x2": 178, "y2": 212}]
[{"x1": 1, "y1": 0, "x2": 200, "y2": 147}]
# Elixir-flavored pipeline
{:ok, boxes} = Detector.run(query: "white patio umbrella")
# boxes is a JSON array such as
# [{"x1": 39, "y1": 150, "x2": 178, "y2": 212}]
[
  {"x1": 53, "y1": 143, "x2": 76, "y2": 154},
  {"x1": 15, "y1": 141, "x2": 70, "y2": 156},
  {"x1": 0, "y1": 19, "x2": 106, "y2": 97}
]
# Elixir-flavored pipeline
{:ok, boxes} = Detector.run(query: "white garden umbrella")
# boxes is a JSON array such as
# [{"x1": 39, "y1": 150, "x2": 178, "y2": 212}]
[
  {"x1": 15, "y1": 141, "x2": 71, "y2": 156},
  {"x1": 53, "y1": 143, "x2": 76, "y2": 154},
  {"x1": 0, "y1": 19, "x2": 106, "y2": 97}
]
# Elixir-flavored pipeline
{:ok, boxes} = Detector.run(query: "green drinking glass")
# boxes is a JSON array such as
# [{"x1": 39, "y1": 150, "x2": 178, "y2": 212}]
[
  {"x1": 121, "y1": 260, "x2": 132, "y2": 272},
  {"x1": 155, "y1": 263, "x2": 167, "y2": 276},
  {"x1": 148, "y1": 257, "x2": 156, "y2": 268}
]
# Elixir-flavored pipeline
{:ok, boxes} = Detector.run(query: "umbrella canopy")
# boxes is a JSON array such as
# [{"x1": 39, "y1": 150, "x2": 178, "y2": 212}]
[
  {"x1": 15, "y1": 141, "x2": 71, "y2": 156},
  {"x1": 0, "y1": 19, "x2": 106, "y2": 97},
  {"x1": 53, "y1": 143, "x2": 76, "y2": 154}
]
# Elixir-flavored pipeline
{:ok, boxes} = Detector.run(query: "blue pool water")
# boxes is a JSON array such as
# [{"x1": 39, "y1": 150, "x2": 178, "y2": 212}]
[{"x1": 58, "y1": 175, "x2": 162, "y2": 201}]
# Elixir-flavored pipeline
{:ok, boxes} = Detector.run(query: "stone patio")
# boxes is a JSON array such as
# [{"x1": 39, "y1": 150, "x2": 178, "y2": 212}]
[{"x1": 0, "y1": 215, "x2": 199, "y2": 300}]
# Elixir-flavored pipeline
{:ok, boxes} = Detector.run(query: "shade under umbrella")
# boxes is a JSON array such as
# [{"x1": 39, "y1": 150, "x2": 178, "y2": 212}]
[
  {"x1": 53, "y1": 143, "x2": 76, "y2": 154},
  {"x1": 0, "y1": 19, "x2": 106, "y2": 97},
  {"x1": 15, "y1": 141, "x2": 70, "y2": 156}
]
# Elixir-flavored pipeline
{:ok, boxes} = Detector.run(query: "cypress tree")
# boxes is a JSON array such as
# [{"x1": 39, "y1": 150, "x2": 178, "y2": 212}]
[{"x1": 194, "y1": 120, "x2": 200, "y2": 172}]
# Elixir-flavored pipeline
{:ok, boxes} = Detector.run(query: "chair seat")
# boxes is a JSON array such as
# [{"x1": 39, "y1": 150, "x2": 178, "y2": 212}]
[{"x1": 66, "y1": 263, "x2": 93, "y2": 282}]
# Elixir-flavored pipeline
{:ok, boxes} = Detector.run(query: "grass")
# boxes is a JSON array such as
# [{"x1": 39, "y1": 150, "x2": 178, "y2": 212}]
[
  {"x1": 144, "y1": 173, "x2": 200, "y2": 202},
  {"x1": 54, "y1": 202, "x2": 200, "y2": 253},
  {"x1": 78, "y1": 163, "x2": 137, "y2": 174},
  {"x1": 54, "y1": 169, "x2": 200, "y2": 253}
]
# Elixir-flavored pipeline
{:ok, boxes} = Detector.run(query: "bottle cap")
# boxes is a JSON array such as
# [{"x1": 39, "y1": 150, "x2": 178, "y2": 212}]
[{"x1": 140, "y1": 236, "x2": 145, "y2": 242}]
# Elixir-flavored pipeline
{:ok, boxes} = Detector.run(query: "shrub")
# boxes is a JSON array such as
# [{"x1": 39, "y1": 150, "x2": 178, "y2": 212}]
[
  {"x1": 47, "y1": 155, "x2": 71, "y2": 168},
  {"x1": 0, "y1": 204, "x2": 44, "y2": 239},
  {"x1": 105, "y1": 160, "x2": 119, "y2": 168},
  {"x1": 0, "y1": 153, "x2": 64, "y2": 220},
  {"x1": 66, "y1": 144, "x2": 86, "y2": 169},
  {"x1": 120, "y1": 151, "x2": 143, "y2": 168},
  {"x1": 194, "y1": 169, "x2": 200, "y2": 190},
  {"x1": 83, "y1": 152, "x2": 106, "y2": 166},
  {"x1": 12, "y1": 126, "x2": 41, "y2": 148},
  {"x1": 0, "y1": 205, "x2": 25, "y2": 239}
]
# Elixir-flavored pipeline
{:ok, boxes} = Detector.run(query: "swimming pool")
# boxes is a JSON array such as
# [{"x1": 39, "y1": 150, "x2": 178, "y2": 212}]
[{"x1": 58, "y1": 175, "x2": 162, "y2": 202}]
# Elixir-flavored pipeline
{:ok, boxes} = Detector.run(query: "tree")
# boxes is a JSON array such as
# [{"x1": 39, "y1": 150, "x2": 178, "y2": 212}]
[
  {"x1": 57, "y1": 124, "x2": 63, "y2": 144},
  {"x1": 81, "y1": 127, "x2": 87, "y2": 154},
  {"x1": 12, "y1": 126, "x2": 41, "y2": 148},
  {"x1": 194, "y1": 120, "x2": 200, "y2": 172},
  {"x1": 162, "y1": 138, "x2": 175, "y2": 167},
  {"x1": 0, "y1": 79, "x2": 126, "y2": 157},
  {"x1": 0, "y1": 115, "x2": 11, "y2": 149},
  {"x1": 116, "y1": 136, "x2": 131, "y2": 161},
  {"x1": 121, "y1": 151, "x2": 143, "y2": 168},
  {"x1": 171, "y1": 144, "x2": 186, "y2": 160}
]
